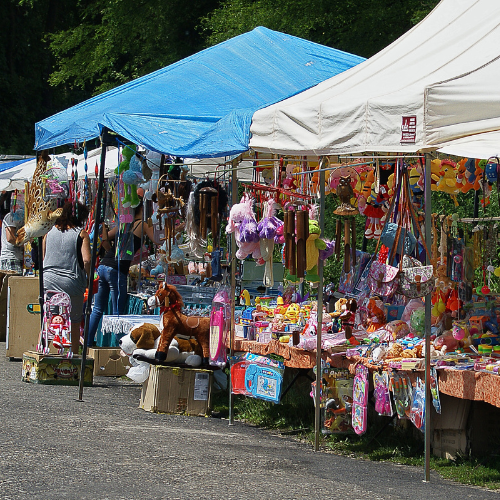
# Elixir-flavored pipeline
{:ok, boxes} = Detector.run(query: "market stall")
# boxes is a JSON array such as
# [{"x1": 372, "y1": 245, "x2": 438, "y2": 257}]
[
  {"x1": 246, "y1": 0, "x2": 500, "y2": 476},
  {"x1": 22, "y1": 28, "x2": 364, "y2": 402}
]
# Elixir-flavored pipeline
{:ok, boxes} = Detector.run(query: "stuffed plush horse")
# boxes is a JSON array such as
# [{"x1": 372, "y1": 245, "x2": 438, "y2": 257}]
[{"x1": 152, "y1": 283, "x2": 211, "y2": 364}]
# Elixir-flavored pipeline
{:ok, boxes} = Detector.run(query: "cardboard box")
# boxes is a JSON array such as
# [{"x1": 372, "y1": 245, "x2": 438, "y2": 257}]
[
  {"x1": 88, "y1": 347, "x2": 131, "y2": 377},
  {"x1": 22, "y1": 351, "x2": 93, "y2": 386},
  {"x1": 432, "y1": 394, "x2": 470, "y2": 430},
  {"x1": 0, "y1": 271, "x2": 18, "y2": 342},
  {"x1": 432, "y1": 429, "x2": 468, "y2": 459},
  {"x1": 6, "y1": 276, "x2": 45, "y2": 358},
  {"x1": 467, "y1": 401, "x2": 500, "y2": 457},
  {"x1": 140, "y1": 365, "x2": 212, "y2": 416}
]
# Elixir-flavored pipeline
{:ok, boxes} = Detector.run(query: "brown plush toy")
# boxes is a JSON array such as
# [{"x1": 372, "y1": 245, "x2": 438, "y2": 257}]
[{"x1": 152, "y1": 283, "x2": 211, "y2": 365}]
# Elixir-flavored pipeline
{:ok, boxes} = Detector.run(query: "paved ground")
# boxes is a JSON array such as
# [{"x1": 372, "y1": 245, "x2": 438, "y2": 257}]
[{"x1": 0, "y1": 343, "x2": 498, "y2": 500}]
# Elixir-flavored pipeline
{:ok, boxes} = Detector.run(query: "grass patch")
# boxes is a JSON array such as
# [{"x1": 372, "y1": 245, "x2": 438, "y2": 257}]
[{"x1": 212, "y1": 370, "x2": 500, "y2": 489}]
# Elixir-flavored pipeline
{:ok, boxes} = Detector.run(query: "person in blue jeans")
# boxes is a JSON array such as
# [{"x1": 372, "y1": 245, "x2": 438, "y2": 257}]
[{"x1": 88, "y1": 200, "x2": 157, "y2": 346}]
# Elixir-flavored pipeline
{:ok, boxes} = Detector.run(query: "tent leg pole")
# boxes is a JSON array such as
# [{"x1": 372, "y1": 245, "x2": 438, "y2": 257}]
[
  {"x1": 314, "y1": 159, "x2": 326, "y2": 451},
  {"x1": 473, "y1": 189, "x2": 479, "y2": 218},
  {"x1": 424, "y1": 153, "x2": 432, "y2": 481},
  {"x1": 78, "y1": 134, "x2": 107, "y2": 401},
  {"x1": 38, "y1": 240, "x2": 44, "y2": 329},
  {"x1": 228, "y1": 157, "x2": 238, "y2": 426}
]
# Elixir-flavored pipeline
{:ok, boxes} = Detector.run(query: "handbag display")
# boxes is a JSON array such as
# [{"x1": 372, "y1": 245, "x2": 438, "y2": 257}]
[
  {"x1": 367, "y1": 260, "x2": 400, "y2": 297},
  {"x1": 398, "y1": 255, "x2": 434, "y2": 298},
  {"x1": 366, "y1": 162, "x2": 433, "y2": 300}
]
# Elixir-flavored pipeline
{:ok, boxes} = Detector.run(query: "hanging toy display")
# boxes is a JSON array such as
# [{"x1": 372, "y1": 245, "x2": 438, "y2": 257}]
[
  {"x1": 42, "y1": 156, "x2": 70, "y2": 202},
  {"x1": 16, "y1": 151, "x2": 64, "y2": 245},
  {"x1": 305, "y1": 214, "x2": 327, "y2": 284}
]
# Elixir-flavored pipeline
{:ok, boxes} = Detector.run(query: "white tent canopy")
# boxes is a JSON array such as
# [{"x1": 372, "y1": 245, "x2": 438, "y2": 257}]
[
  {"x1": 0, "y1": 147, "x2": 254, "y2": 192},
  {"x1": 424, "y1": 55, "x2": 500, "y2": 146},
  {"x1": 249, "y1": 0, "x2": 500, "y2": 155},
  {"x1": 436, "y1": 130, "x2": 500, "y2": 159},
  {"x1": 0, "y1": 147, "x2": 120, "y2": 192}
]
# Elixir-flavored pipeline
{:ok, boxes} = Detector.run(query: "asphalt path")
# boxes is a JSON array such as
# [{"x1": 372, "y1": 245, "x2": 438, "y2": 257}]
[{"x1": 0, "y1": 343, "x2": 498, "y2": 500}]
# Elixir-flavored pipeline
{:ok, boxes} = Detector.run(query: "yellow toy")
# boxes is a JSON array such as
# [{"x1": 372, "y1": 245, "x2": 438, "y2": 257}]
[
  {"x1": 240, "y1": 289, "x2": 251, "y2": 306},
  {"x1": 273, "y1": 296, "x2": 288, "y2": 316},
  {"x1": 436, "y1": 159, "x2": 459, "y2": 206},
  {"x1": 430, "y1": 159, "x2": 442, "y2": 191},
  {"x1": 285, "y1": 303, "x2": 301, "y2": 323},
  {"x1": 360, "y1": 170, "x2": 374, "y2": 200},
  {"x1": 386, "y1": 172, "x2": 395, "y2": 197}
]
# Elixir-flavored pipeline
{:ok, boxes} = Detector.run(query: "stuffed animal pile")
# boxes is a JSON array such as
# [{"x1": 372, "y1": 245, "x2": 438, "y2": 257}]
[{"x1": 119, "y1": 322, "x2": 202, "y2": 383}]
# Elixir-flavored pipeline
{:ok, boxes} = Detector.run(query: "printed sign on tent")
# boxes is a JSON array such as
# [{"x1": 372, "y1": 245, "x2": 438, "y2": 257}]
[{"x1": 401, "y1": 116, "x2": 417, "y2": 144}]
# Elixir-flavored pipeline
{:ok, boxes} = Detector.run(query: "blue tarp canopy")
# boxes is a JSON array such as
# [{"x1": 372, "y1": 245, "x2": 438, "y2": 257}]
[
  {"x1": 0, "y1": 158, "x2": 33, "y2": 174},
  {"x1": 35, "y1": 27, "x2": 364, "y2": 158}
]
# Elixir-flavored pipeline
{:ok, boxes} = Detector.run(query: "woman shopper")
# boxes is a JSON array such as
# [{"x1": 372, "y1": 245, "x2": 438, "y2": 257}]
[
  {"x1": 0, "y1": 208, "x2": 25, "y2": 274},
  {"x1": 42, "y1": 201, "x2": 91, "y2": 353},
  {"x1": 87, "y1": 199, "x2": 157, "y2": 346}
]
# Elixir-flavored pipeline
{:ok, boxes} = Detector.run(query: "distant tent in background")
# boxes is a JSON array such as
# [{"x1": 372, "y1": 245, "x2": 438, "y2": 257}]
[{"x1": 35, "y1": 27, "x2": 365, "y2": 157}]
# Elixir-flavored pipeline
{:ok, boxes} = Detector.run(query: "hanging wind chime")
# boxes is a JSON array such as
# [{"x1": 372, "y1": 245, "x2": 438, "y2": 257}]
[{"x1": 334, "y1": 175, "x2": 358, "y2": 272}]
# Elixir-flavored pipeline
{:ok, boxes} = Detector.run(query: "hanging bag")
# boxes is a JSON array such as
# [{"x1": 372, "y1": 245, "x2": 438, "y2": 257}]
[
  {"x1": 396, "y1": 168, "x2": 434, "y2": 298},
  {"x1": 366, "y1": 166, "x2": 403, "y2": 298}
]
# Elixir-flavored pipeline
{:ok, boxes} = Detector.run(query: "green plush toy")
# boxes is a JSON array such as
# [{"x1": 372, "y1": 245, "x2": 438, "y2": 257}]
[
  {"x1": 305, "y1": 219, "x2": 327, "y2": 283},
  {"x1": 115, "y1": 146, "x2": 141, "y2": 208}
]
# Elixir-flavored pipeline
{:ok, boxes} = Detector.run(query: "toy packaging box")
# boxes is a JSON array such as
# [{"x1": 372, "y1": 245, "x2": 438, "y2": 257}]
[
  {"x1": 313, "y1": 367, "x2": 354, "y2": 434},
  {"x1": 140, "y1": 365, "x2": 213, "y2": 416},
  {"x1": 22, "y1": 351, "x2": 93, "y2": 386},
  {"x1": 230, "y1": 353, "x2": 284, "y2": 404},
  {"x1": 88, "y1": 347, "x2": 131, "y2": 377}
]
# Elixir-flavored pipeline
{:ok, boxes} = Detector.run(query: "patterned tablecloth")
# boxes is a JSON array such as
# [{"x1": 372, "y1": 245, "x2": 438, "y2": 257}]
[
  {"x1": 231, "y1": 338, "x2": 500, "y2": 408},
  {"x1": 100, "y1": 315, "x2": 161, "y2": 342},
  {"x1": 101, "y1": 314, "x2": 162, "y2": 334}
]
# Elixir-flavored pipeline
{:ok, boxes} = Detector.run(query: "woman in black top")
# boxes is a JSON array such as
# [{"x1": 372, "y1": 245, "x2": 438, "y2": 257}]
[{"x1": 87, "y1": 200, "x2": 156, "y2": 345}]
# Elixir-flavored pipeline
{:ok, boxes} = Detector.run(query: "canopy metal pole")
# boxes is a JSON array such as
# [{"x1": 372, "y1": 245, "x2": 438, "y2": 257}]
[
  {"x1": 78, "y1": 133, "x2": 107, "y2": 401},
  {"x1": 314, "y1": 158, "x2": 327, "y2": 451},
  {"x1": 38, "y1": 240, "x2": 44, "y2": 329},
  {"x1": 424, "y1": 153, "x2": 432, "y2": 481},
  {"x1": 228, "y1": 157, "x2": 238, "y2": 426}
]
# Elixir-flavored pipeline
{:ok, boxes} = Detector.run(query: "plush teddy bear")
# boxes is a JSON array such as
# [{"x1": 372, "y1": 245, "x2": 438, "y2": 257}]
[{"x1": 435, "y1": 263, "x2": 452, "y2": 291}]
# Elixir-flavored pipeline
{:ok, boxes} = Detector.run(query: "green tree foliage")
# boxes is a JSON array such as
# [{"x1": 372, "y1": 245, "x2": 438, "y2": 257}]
[
  {"x1": 47, "y1": 0, "x2": 220, "y2": 94},
  {"x1": 200, "y1": 0, "x2": 440, "y2": 58},
  {"x1": 0, "y1": 0, "x2": 87, "y2": 153},
  {"x1": 0, "y1": 0, "x2": 440, "y2": 154}
]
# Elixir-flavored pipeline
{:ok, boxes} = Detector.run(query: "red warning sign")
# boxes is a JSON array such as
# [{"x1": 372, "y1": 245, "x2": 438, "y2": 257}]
[{"x1": 401, "y1": 116, "x2": 417, "y2": 144}]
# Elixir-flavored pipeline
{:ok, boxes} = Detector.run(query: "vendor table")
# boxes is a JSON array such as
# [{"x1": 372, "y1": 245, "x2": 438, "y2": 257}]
[
  {"x1": 233, "y1": 338, "x2": 500, "y2": 409},
  {"x1": 340, "y1": 354, "x2": 500, "y2": 409},
  {"x1": 94, "y1": 294, "x2": 149, "y2": 346},
  {"x1": 232, "y1": 337, "x2": 351, "y2": 370},
  {"x1": 99, "y1": 314, "x2": 161, "y2": 347}
]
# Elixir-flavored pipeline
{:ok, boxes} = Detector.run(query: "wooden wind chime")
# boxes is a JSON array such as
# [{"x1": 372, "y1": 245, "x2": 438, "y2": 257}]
[
  {"x1": 284, "y1": 205, "x2": 309, "y2": 280},
  {"x1": 156, "y1": 173, "x2": 184, "y2": 260},
  {"x1": 199, "y1": 186, "x2": 219, "y2": 247},
  {"x1": 334, "y1": 175, "x2": 358, "y2": 272}
]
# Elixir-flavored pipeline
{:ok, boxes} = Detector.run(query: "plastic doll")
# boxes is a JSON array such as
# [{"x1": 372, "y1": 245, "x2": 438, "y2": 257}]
[{"x1": 50, "y1": 314, "x2": 71, "y2": 349}]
